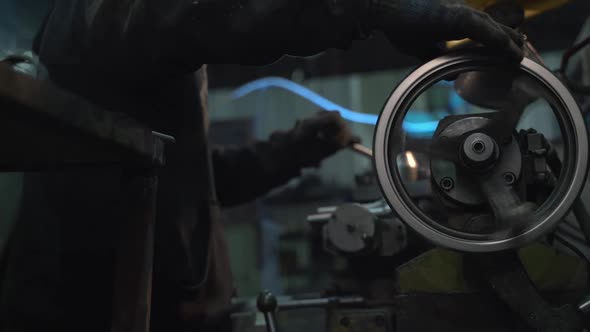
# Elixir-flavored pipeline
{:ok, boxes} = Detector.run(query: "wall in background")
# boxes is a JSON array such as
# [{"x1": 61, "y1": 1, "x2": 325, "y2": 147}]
[
  {"x1": 0, "y1": 0, "x2": 50, "y2": 50},
  {"x1": 0, "y1": 0, "x2": 17, "y2": 49}
]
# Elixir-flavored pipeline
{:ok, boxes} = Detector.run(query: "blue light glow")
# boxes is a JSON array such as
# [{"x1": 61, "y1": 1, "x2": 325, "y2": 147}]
[
  {"x1": 231, "y1": 76, "x2": 456, "y2": 135},
  {"x1": 403, "y1": 120, "x2": 440, "y2": 133},
  {"x1": 232, "y1": 77, "x2": 378, "y2": 125},
  {"x1": 449, "y1": 91, "x2": 467, "y2": 114}
]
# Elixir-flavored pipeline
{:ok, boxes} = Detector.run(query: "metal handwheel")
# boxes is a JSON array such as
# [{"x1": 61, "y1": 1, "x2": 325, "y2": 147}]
[{"x1": 374, "y1": 49, "x2": 588, "y2": 252}]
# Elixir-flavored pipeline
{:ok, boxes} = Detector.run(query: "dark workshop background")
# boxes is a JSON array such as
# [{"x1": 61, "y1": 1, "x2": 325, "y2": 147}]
[{"x1": 1, "y1": 0, "x2": 590, "y2": 298}]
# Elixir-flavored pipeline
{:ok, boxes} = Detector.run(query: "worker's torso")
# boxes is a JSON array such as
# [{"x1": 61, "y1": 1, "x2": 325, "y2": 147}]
[{"x1": 1, "y1": 1, "x2": 232, "y2": 330}]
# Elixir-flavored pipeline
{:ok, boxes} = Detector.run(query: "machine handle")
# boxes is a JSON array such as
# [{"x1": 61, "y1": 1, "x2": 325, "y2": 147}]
[{"x1": 257, "y1": 290, "x2": 280, "y2": 332}]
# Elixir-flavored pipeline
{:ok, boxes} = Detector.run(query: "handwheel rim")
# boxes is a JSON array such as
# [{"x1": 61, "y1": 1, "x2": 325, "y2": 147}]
[{"x1": 374, "y1": 49, "x2": 588, "y2": 252}]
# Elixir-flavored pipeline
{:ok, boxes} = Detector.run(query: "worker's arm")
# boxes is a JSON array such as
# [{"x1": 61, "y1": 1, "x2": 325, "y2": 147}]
[
  {"x1": 212, "y1": 111, "x2": 356, "y2": 207},
  {"x1": 58, "y1": 0, "x2": 523, "y2": 73}
]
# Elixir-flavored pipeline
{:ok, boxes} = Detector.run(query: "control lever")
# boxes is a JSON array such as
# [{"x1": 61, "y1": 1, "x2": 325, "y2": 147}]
[{"x1": 257, "y1": 290, "x2": 280, "y2": 332}]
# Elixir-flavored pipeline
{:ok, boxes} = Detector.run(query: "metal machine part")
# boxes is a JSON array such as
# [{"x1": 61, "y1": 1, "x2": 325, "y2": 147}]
[
  {"x1": 251, "y1": 292, "x2": 378, "y2": 332},
  {"x1": 374, "y1": 49, "x2": 588, "y2": 252},
  {"x1": 430, "y1": 115, "x2": 521, "y2": 206},
  {"x1": 324, "y1": 204, "x2": 377, "y2": 255},
  {"x1": 467, "y1": 251, "x2": 583, "y2": 332},
  {"x1": 307, "y1": 201, "x2": 391, "y2": 224},
  {"x1": 307, "y1": 202, "x2": 406, "y2": 257},
  {"x1": 329, "y1": 308, "x2": 392, "y2": 332}
]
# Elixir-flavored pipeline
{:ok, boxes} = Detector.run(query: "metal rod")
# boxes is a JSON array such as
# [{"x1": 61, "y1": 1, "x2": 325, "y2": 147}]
[
  {"x1": 317, "y1": 206, "x2": 338, "y2": 213},
  {"x1": 262, "y1": 312, "x2": 279, "y2": 332},
  {"x1": 349, "y1": 143, "x2": 373, "y2": 158},
  {"x1": 278, "y1": 296, "x2": 365, "y2": 310},
  {"x1": 306, "y1": 213, "x2": 333, "y2": 223},
  {"x1": 578, "y1": 294, "x2": 590, "y2": 313}
]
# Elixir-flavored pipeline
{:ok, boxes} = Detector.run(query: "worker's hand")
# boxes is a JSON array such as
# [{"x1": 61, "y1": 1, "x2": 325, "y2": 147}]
[
  {"x1": 368, "y1": 0, "x2": 524, "y2": 61},
  {"x1": 290, "y1": 111, "x2": 360, "y2": 167}
]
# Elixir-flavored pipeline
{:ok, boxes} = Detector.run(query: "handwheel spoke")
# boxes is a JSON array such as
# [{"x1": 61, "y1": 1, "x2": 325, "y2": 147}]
[
  {"x1": 479, "y1": 175, "x2": 536, "y2": 234},
  {"x1": 405, "y1": 136, "x2": 463, "y2": 164}
]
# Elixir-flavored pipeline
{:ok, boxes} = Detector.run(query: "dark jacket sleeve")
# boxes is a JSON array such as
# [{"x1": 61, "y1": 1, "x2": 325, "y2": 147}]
[
  {"x1": 164, "y1": 0, "x2": 371, "y2": 67},
  {"x1": 50, "y1": 0, "x2": 371, "y2": 74},
  {"x1": 211, "y1": 129, "x2": 305, "y2": 207}
]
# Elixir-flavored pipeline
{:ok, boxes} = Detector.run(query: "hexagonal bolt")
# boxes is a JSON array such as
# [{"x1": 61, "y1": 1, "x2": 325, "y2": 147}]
[{"x1": 440, "y1": 177, "x2": 455, "y2": 191}]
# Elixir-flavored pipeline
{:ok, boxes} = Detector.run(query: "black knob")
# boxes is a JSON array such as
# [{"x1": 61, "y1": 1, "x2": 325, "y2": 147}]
[
  {"x1": 257, "y1": 290, "x2": 278, "y2": 313},
  {"x1": 257, "y1": 290, "x2": 279, "y2": 332}
]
